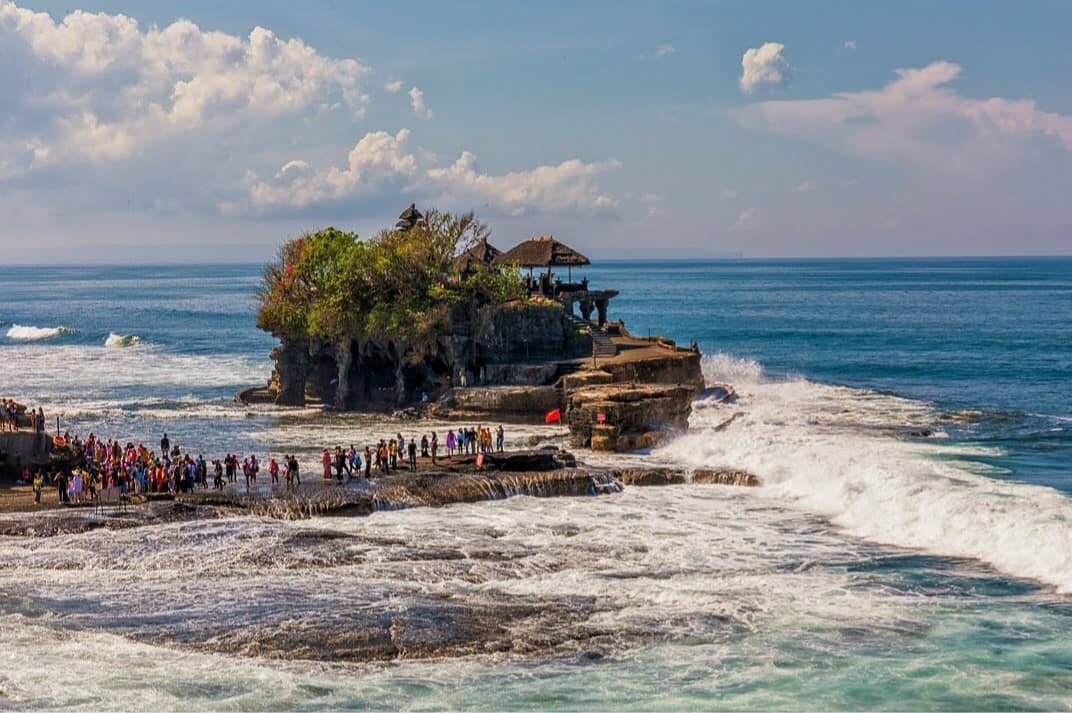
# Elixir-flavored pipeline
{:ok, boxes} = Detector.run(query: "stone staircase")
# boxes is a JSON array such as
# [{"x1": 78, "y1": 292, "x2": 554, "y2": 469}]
[{"x1": 568, "y1": 316, "x2": 617, "y2": 359}]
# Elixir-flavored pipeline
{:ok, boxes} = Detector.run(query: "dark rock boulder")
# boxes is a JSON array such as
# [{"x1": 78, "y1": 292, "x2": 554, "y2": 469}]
[{"x1": 611, "y1": 468, "x2": 686, "y2": 486}]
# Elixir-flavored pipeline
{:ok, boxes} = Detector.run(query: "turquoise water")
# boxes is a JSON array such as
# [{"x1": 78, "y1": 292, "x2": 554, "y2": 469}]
[{"x1": 1, "y1": 258, "x2": 1071, "y2": 710}]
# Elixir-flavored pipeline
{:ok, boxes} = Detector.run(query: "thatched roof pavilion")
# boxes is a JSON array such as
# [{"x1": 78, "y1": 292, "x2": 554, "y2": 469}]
[
  {"x1": 494, "y1": 236, "x2": 590, "y2": 280},
  {"x1": 395, "y1": 203, "x2": 424, "y2": 231},
  {"x1": 453, "y1": 237, "x2": 503, "y2": 274}
]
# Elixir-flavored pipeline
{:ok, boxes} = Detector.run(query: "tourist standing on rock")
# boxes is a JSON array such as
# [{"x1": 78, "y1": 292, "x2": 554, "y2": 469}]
[
  {"x1": 334, "y1": 446, "x2": 346, "y2": 480},
  {"x1": 347, "y1": 445, "x2": 357, "y2": 475},
  {"x1": 421, "y1": 434, "x2": 429, "y2": 458},
  {"x1": 160, "y1": 432, "x2": 170, "y2": 456},
  {"x1": 496, "y1": 425, "x2": 504, "y2": 452},
  {"x1": 214, "y1": 459, "x2": 224, "y2": 490},
  {"x1": 389, "y1": 438, "x2": 398, "y2": 470},
  {"x1": 408, "y1": 437, "x2": 417, "y2": 470},
  {"x1": 363, "y1": 447, "x2": 372, "y2": 479},
  {"x1": 33, "y1": 470, "x2": 43, "y2": 504},
  {"x1": 321, "y1": 449, "x2": 332, "y2": 480},
  {"x1": 431, "y1": 432, "x2": 439, "y2": 464},
  {"x1": 446, "y1": 429, "x2": 456, "y2": 458},
  {"x1": 269, "y1": 457, "x2": 279, "y2": 486},
  {"x1": 36, "y1": 406, "x2": 45, "y2": 433}
]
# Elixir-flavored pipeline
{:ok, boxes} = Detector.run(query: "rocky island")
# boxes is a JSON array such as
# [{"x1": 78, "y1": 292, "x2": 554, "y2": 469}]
[{"x1": 241, "y1": 205, "x2": 708, "y2": 451}]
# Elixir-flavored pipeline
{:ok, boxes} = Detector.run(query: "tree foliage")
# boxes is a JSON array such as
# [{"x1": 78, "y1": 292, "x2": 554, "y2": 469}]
[{"x1": 257, "y1": 210, "x2": 527, "y2": 347}]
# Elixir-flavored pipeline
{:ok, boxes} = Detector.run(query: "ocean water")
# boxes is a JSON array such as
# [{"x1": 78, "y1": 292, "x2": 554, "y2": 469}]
[{"x1": 1, "y1": 258, "x2": 1071, "y2": 710}]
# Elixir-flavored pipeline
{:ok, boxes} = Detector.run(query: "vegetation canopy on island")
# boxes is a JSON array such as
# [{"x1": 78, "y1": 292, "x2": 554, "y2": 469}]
[{"x1": 256, "y1": 210, "x2": 528, "y2": 347}]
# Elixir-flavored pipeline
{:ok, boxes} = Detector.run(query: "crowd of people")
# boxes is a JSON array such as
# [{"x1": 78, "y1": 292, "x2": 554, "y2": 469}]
[
  {"x1": 10, "y1": 418, "x2": 509, "y2": 507},
  {"x1": 316, "y1": 425, "x2": 506, "y2": 482},
  {"x1": 1, "y1": 399, "x2": 46, "y2": 433}
]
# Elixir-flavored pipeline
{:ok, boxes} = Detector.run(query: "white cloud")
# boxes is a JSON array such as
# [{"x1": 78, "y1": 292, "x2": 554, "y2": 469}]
[
  {"x1": 793, "y1": 180, "x2": 813, "y2": 192},
  {"x1": 740, "y1": 42, "x2": 789, "y2": 93},
  {"x1": 844, "y1": 40, "x2": 857, "y2": 50},
  {"x1": 384, "y1": 79, "x2": 403, "y2": 93},
  {"x1": 0, "y1": 0, "x2": 370, "y2": 178},
  {"x1": 640, "y1": 43, "x2": 675, "y2": 60},
  {"x1": 408, "y1": 86, "x2": 433, "y2": 119},
  {"x1": 735, "y1": 61, "x2": 1072, "y2": 175},
  {"x1": 732, "y1": 207, "x2": 755, "y2": 229},
  {"x1": 232, "y1": 128, "x2": 622, "y2": 217},
  {"x1": 721, "y1": 189, "x2": 739, "y2": 200}
]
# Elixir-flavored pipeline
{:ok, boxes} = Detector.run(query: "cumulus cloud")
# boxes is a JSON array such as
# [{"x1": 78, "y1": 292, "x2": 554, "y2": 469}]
[
  {"x1": 844, "y1": 40, "x2": 857, "y2": 50},
  {"x1": 793, "y1": 180, "x2": 813, "y2": 192},
  {"x1": 732, "y1": 207, "x2": 755, "y2": 229},
  {"x1": 721, "y1": 189, "x2": 739, "y2": 200},
  {"x1": 408, "y1": 86, "x2": 433, "y2": 119},
  {"x1": 735, "y1": 61, "x2": 1072, "y2": 174},
  {"x1": 0, "y1": 0, "x2": 370, "y2": 179},
  {"x1": 740, "y1": 42, "x2": 789, "y2": 93},
  {"x1": 384, "y1": 79, "x2": 403, "y2": 93},
  {"x1": 231, "y1": 128, "x2": 622, "y2": 217}
]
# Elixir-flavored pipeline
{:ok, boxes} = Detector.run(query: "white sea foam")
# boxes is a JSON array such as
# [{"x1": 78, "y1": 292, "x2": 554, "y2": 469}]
[
  {"x1": 5, "y1": 324, "x2": 71, "y2": 341},
  {"x1": 104, "y1": 332, "x2": 142, "y2": 348},
  {"x1": 647, "y1": 354, "x2": 1072, "y2": 592}
]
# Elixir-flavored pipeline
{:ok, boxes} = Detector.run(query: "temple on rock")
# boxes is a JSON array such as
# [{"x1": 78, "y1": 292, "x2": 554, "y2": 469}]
[{"x1": 245, "y1": 204, "x2": 705, "y2": 452}]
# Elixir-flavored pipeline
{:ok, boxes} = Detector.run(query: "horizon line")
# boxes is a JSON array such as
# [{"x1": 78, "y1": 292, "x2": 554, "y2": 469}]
[{"x1": 2, "y1": 254, "x2": 1072, "y2": 268}]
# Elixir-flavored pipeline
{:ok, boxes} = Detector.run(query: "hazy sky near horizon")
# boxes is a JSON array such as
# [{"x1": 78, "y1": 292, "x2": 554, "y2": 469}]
[{"x1": 2, "y1": 0, "x2": 1071, "y2": 262}]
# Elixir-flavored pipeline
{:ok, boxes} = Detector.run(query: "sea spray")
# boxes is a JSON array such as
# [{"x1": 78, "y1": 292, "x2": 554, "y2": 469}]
[
  {"x1": 6, "y1": 324, "x2": 72, "y2": 341},
  {"x1": 104, "y1": 333, "x2": 142, "y2": 348},
  {"x1": 660, "y1": 353, "x2": 1072, "y2": 592}
]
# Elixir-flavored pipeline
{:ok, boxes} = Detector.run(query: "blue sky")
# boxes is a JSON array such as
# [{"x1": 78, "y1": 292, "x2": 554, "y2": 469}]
[{"x1": 3, "y1": 0, "x2": 1071, "y2": 261}]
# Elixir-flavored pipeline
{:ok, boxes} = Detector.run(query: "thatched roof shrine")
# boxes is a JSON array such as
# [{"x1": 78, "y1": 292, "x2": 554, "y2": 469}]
[
  {"x1": 453, "y1": 237, "x2": 503, "y2": 274},
  {"x1": 493, "y1": 236, "x2": 590, "y2": 268}
]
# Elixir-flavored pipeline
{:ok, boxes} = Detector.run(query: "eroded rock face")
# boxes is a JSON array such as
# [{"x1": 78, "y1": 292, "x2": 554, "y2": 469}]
[
  {"x1": 597, "y1": 350, "x2": 705, "y2": 393},
  {"x1": 261, "y1": 303, "x2": 588, "y2": 409},
  {"x1": 692, "y1": 468, "x2": 762, "y2": 487},
  {"x1": 610, "y1": 468, "x2": 686, "y2": 487},
  {"x1": 268, "y1": 341, "x2": 311, "y2": 406},
  {"x1": 565, "y1": 383, "x2": 696, "y2": 452},
  {"x1": 429, "y1": 386, "x2": 561, "y2": 420}
]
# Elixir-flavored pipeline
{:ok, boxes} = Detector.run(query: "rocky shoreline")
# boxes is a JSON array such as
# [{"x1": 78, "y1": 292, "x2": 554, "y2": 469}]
[
  {"x1": 0, "y1": 447, "x2": 761, "y2": 666},
  {"x1": 0, "y1": 448, "x2": 760, "y2": 538}
]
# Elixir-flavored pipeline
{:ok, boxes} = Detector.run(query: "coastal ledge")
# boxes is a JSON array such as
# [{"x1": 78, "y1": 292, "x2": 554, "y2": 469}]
[{"x1": 0, "y1": 449, "x2": 761, "y2": 537}]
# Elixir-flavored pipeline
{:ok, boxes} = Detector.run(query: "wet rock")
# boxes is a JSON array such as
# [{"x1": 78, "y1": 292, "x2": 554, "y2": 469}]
[
  {"x1": 483, "y1": 447, "x2": 576, "y2": 471},
  {"x1": 612, "y1": 468, "x2": 687, "y2": 487},
  {"x1": 692, "y1": 468, "x2": 762, "y2": 487}
]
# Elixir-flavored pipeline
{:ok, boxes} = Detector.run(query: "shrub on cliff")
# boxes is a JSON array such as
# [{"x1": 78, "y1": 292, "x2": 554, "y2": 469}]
[{"x1": 257, "y1": 210, "x2": 526, "y2": 347}]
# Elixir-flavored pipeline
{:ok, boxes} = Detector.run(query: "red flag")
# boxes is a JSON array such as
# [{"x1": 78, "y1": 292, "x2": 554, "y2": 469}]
[{"x1": 544, "y1": 408, "x2": 561, "y2": 424}]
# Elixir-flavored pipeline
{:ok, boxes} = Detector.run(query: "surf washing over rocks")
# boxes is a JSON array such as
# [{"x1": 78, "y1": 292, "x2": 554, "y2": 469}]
[{"x1": 647, "y1": 353, "x2": 1072, "y2": 593}]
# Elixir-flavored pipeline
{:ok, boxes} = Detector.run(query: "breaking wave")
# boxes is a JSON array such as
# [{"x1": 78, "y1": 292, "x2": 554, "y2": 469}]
[
  {"x1": 104, "y1": 332, "x2": 142, "y2": 348},
  {"x1": 5, "y1": 324, "x2": 72, "y2": 341},
  {"x1": 674, "y1": 352, "x2": 1072, "y2": 592}
]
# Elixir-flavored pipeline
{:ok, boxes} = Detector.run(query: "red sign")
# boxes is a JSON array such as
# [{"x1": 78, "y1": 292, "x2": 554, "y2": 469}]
[{"x1": 596, "y1": 412, "x2": 606, "y2": 423}]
